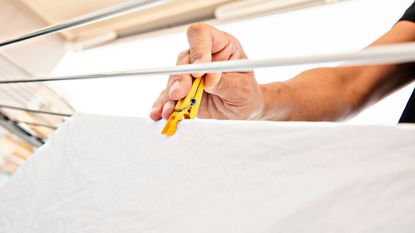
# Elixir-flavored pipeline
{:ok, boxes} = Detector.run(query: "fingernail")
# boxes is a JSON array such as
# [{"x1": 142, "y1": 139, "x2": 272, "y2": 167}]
[{"x1": 169, "y1": 80, "x2": 181, "y2": 97}]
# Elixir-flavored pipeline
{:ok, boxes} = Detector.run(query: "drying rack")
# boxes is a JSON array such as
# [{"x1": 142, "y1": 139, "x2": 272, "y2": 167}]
[{"x1": 1, "y1": 0, "x2": 414, "y2": 147}]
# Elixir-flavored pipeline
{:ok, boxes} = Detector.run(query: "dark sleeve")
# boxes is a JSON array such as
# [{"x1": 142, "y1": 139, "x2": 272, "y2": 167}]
[{"x1": 400, "y1": 2, "x2": 415, "y2": 22}]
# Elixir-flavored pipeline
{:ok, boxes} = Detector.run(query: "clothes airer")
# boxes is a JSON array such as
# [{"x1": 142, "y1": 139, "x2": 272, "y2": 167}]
[{"x1": 161, "y1": 76, "x2": 205, "y2": 136}]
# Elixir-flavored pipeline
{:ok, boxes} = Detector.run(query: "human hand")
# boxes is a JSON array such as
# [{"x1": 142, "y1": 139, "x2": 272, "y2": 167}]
[{"x1": 149, "y1": 23, "x2": 264, "y2": 120}]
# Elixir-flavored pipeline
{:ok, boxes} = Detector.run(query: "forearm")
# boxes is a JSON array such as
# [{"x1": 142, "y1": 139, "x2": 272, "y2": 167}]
[
  {"x1": 259, "y1": 21, "x2": 415, "y2": 122},
  {"x1": 259, "y1": 62, "x2": 415, "y2": 121},
  {"x1": 259, "y1": 67, "x2": 361, "y2": 121}
]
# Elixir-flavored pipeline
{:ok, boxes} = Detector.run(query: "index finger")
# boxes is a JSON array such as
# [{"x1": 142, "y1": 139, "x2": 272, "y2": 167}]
[{"x1": 186, "y1": 23, "x2": 231, "y2": 77}]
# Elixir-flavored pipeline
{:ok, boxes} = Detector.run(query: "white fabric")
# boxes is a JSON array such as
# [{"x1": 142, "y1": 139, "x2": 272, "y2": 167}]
[{"x1": 1, "y1": 113, "x2": 415, "y2": 233}]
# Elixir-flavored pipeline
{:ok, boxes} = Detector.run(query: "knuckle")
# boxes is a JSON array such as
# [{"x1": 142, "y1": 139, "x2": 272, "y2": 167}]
[
  {"x1": 167, "y1": 74, "x2": 185, "y2": 87},
  {"x1": 231, "y1": 35, "x2": 241, "y2": 45},
  {"x1": 160, "y1": 89, "x2": 168, "y2": 96},
  {"x1": 152, "y1": 90, "x2": 167, "y2": 107},
  {"x1": 158, "y1": 89, "x2": 168, "y2": 100},
  {"x1": 223, "y1": 31, "x2": 234, "y2": 40},
  {"x1": 169, "y1": 74, "x2": 181, "y2": 82},
  {"x1": 167, "y1": 76, "x2": 176, "y2": 86},
  {"x1": 229, "y1": 35, "x2": 243, "y2": 50},
  {"x1": 222, "y1": 32, "x2": 238, "y2": 43},
  {"x1": 178, "y1": 50, "x2": 189, "y2": 59},
  {"x1": 176, "y1": 50, "x2": 190, "y2": 65}
]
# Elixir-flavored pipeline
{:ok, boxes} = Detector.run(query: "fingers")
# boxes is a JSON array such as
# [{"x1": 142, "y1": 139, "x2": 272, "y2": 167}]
[
  {"x1": 161, "y1": 100, "x2": 175, "y2": 119},
  {"x1": 187, "y1": 24, "x2": 248, "y2": 93},
  {"x1": 151, "y1": 23, "x2": 250, "y2": 121},
  {"x1": 149, "y1": 90, "x2": 168, "y2": 121},
  {"x1": 168, "y1": 51, "x2": 193, "y2": 101},
  {"x1": 207, "y1": 39, "x2": 248, "y2": 97},
  {"x1": 187, "y1": 23, "x2": 229, "y2": 63},
  {"x1": 150, "y1": 90, "x2": 182, "y2": 121},
  {"x1": 149, "y1": 50, "x2": 193, "y2": 120},
  {"x1": 186, "y1": 23, "x2": 230, "y2": 78},
  {"x1": 150, "y1": 98, "x2": 176, "y2": 121}
]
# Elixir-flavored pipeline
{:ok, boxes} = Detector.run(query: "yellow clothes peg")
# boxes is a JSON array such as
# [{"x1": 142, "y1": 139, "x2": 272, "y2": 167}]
[{"x1": 161, "y1": 77, "x2": 205, "y2": 136}]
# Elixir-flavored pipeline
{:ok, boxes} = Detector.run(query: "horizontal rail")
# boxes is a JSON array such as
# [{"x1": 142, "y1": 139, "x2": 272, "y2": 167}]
[
  {"x1": 0, "y1": 104, "x2": 72, "y2": 117},
  {"x1": 0, "y1": 0, "x2": 163, "y2": 47},
  {"x1": 14, "y1": 120, "x2": 58, "y2": 130},
  {"x1": 1, "y1": 42, "x2": 415, "y2": 84}
]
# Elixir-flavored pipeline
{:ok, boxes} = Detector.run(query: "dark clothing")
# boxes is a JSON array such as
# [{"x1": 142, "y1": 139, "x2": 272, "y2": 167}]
[
  {"x1": 399, "y1": 2, "x2": 415, "y2": 123},
  {"x1": 400, "y1": 2, "x2": 415, "y2": 22},
  {"x1": 400, "y1": 89, "x2": 415, "y2": 123}
]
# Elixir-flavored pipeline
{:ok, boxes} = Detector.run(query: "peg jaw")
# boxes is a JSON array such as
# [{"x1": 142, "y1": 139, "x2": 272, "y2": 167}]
[{"x1": 161, "y1": 77, "x2": 205, "y2": 136}]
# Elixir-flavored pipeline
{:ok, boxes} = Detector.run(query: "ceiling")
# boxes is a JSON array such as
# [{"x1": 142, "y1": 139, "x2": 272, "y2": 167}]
[
  {"x1": 18, "y1": 0, "x2": 238, "y2": 47},
  {"x1": 15, "y1": 0, "x2": 342, "y2": 49}
]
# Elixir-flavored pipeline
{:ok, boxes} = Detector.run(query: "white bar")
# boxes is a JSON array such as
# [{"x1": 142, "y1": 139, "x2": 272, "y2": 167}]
[
  {"x1": 1, "y1": 42, "x2": 415, "y2": 84},
  {"x1": 215, "y1": 0, "x2": 332, "y2": 20},
  {"x1": 0, "y1": 0, "x2": 164, "y2": 47}
]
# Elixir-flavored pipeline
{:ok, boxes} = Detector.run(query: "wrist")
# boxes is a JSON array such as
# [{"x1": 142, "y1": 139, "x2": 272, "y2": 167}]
[{"x1": 258, "y1": 82, "x2": 293, "y2": 121}]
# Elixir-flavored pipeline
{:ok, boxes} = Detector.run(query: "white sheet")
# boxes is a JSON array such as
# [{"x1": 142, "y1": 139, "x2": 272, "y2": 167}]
[{"x1": 1, "y1": 114, "x2": 415, "y2": 233}]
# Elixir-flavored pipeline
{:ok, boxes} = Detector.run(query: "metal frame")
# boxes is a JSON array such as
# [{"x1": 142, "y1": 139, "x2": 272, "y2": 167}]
[
  {"x1": 0, "y1": 0, "x2": 415, "y2": 147},
  {"x1": 0, "y1": 0, "x2": 164, "y2": 47},
  {"x1": 0, "y1": 112, "x2": 44, "y2": 147},
  {"x1": 0, "y1": 42, "x2": 415, "y2": 84},
  {"x1": 0, "y1": 104, "x2": 72, "y2": 117},
  {"x1": 0, "y1": 0, "x2": 164, "y2": 147}
]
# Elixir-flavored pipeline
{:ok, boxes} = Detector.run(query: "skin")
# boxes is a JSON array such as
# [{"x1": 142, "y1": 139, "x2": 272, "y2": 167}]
[{"x1": 150, "y1": 21, "x2": 415, "y2": 122}]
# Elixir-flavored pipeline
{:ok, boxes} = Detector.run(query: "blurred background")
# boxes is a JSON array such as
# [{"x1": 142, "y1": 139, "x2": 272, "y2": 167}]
[{"x1": 0, "y1": 0, "x2": 413, "y2": 186}]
